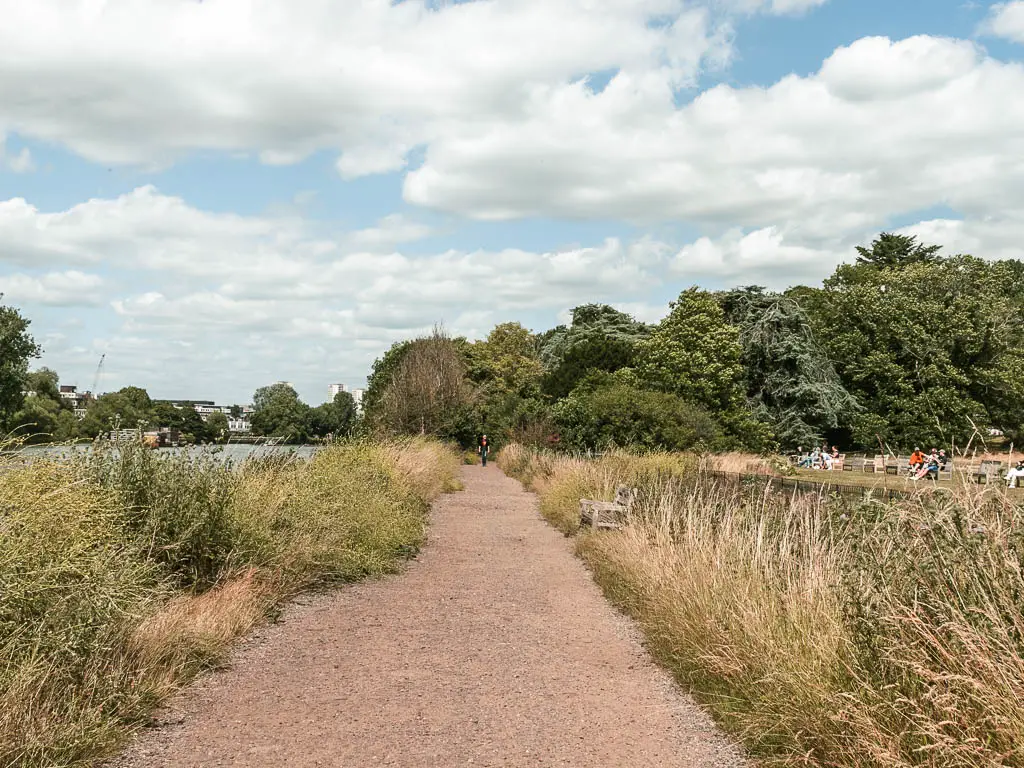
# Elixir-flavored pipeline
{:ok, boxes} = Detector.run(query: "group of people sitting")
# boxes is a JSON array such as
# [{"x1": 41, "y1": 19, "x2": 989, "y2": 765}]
[
  {"x1": 796, "y1": 445, "x2": 840, "y2": 470},
  {"x1": 907, "y1": 447, "x2": 950, "y2": 480},
  {"x1": 794, "y1": 444, "x2": 1024, "y2": 487}
]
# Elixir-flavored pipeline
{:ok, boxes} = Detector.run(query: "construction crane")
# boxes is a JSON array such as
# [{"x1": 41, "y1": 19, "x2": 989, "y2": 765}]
[{"x1": 91, "y1": 354, "x2": 106, "y2": 397}]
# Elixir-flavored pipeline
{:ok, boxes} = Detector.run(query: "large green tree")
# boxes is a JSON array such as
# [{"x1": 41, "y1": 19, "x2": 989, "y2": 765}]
[
  {"x1": 79, "y1": 387, "x2": 157, "y2": 438},
  {"x1": 718, "y1": 287, "x2": 860, "y2": 449},
  {"x1": 464, "y1": 322, "x2": 548, "y2": 446},
  {"x1": 538, "y1": 304, "x2": 649, "y2": 399},
  {"x1": 466, "y1": 322, "x2": 543, "y2": 397},
  {"x1": 802, "y1": 251, "x2": 1024, "y2": 450},
  {"x1": 855, "y1": 232, "x2": 943, "y2": 269},
  {"x1": 149, "y1": 401, "x2": 215, "y2": 444},
  {"x1": 370, "y1": 330, "x2": 478, "y2": 444},
  {"x1": 250, "y1": 384, "x2": 312, "y2": 442},
  {"x1": 0, "y1": 304, "x2": 41, "y2": 429},
  {"x1": 362, "y1": 339, "x2": 413, "y2": 423},
  {"x1": 634, "y1": 288, "x2": 773, "y2": 449},
  {"x1": 309, "y1": 391, "x2": 358, "y2": 439},
  {"x1": 206, "y1": 411, "x2": 230, "y2": 442},
  {"x1": 10, "y1": 368, "x2": 77, "y2": 442}
]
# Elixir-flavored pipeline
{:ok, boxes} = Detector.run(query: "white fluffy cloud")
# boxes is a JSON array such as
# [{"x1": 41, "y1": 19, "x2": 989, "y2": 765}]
[
  {"x1": 0, "y1": 0, "x2": 733, "y2": 172},
  {"x1": 0, "y1": 271, "x2": 104, "y2": 306},
  {"x1": 0, "y1": 188, "x2": 688, "y2": 400},
  {"x1": 2, "y1": 184, "x2": 1017, "y2": 401},
  {"x1": 405, "y1": 35, "x2": 1024, "y2": 236},
  {"x1": 982, "y1": 1, "x2": 1024, "y2": 43}
]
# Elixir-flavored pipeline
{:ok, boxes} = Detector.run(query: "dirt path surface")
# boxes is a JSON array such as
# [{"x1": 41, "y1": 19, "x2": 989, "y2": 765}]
[{"x1": 113, "y1": 466, "x2": 747, "y2": 767}]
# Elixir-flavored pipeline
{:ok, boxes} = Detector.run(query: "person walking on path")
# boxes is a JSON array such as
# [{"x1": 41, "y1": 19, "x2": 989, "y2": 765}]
[{"x1": 478, "y1": 433, "x2": 491, "y2": 466}]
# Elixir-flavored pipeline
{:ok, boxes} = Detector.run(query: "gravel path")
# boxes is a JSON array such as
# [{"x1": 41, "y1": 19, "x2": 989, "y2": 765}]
[{"x1": 112, "y1": 465, "x2": 748, "y2": 767}]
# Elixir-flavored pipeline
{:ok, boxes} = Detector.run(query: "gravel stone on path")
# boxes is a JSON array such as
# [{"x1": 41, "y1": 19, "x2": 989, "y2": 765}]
[{"x1": 111, "y1": 465, "x2": 749, "y2": 767}]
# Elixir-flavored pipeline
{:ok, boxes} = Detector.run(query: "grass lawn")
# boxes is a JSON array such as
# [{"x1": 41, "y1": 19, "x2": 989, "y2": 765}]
[{"x1": 783, "y1": 467, "x2": 1023, "y2": 494}]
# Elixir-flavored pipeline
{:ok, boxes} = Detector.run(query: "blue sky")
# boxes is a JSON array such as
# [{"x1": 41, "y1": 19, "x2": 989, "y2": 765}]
[{"x1": 1, "y1": 0, "x2": 1022, "y2": 405}]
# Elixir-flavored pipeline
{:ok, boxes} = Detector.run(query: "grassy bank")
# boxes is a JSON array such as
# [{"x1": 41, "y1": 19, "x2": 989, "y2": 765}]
[
  {"x1": 0, "y1": 438, "x2": 460, "y2": 768},
  {"x1": 498, "y1": 444, "x2": 1024, "y2": 767}
]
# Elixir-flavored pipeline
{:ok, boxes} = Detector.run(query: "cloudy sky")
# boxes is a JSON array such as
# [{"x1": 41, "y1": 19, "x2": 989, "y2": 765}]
[{"x1": 1, "y1": 0, "x2": 1023, "y2": 405}]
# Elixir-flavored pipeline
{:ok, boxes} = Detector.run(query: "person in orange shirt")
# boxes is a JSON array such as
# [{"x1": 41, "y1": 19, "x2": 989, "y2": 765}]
[{"x1": 908, "y1": 447, "x2": 926, "y2": 474}]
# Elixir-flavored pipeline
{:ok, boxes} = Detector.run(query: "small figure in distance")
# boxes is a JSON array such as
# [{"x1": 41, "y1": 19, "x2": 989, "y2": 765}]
[{"x1": 478, "y1": 434, "x2": 491, "y2": 467}]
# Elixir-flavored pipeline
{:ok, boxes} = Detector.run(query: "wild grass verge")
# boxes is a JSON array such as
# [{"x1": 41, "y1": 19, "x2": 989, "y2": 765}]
[
  {"x1": 498, "y1": 444, "x2": 1024, "y2": 767},
  {"x1": 0, "y1": 437, "x2": 460, "y2": 768}
]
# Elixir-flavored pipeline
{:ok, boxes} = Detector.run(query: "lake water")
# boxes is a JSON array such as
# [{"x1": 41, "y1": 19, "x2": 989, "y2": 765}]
[{"x1": 12, "y1": 443, "x2": 321, "y2": 464}]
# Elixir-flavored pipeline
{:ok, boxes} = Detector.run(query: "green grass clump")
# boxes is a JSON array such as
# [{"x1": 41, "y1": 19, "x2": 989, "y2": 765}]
[
  {"x1": 231, "y1": 442, "x2": 432, "y2": 584},
  {"x1": 79, "y1": 441, "x2": 241, "y2": 589},
  {"x1": 0, "y1": 437, "x2": 459, "y2": 767},
  {"x1": 0, "y1": 460, "x2": 167, "y2": 766}
]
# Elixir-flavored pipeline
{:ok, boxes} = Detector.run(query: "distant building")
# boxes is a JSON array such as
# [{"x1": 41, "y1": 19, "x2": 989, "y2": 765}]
[
  {"x1": 159, "y1": 400, "x2": 235, "y2": 423},
  {"x1": 351, "y1": 388, "x2": 366, "y2": 411},
  {"x1": 58, "y1": 385, "x2": 93, "y2": 418},
  {"x1": 228, "y1": 418, "x2": 252, "y2": 433},
  {"x1": 328, "y1": 383, "x2": 347, "y2": 400},
  {"x1": 194, "y1": 403, "x2": 233, "y2": 420}
]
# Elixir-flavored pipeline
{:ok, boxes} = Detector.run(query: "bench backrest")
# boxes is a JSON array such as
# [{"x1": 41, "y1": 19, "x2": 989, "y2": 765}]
[{"x1": 614, "y1": 485, "x2": 637, "y2": 508}]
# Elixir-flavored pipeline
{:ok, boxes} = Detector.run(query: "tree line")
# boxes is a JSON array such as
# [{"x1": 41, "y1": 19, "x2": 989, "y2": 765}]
[
  {"x1": 0, "y1": 310, "x2": 357, "y2": 444},
  {"x1": 362, "y1": 234, "x2": 1024, "y2": 454},
  {"x1": 3, "y1": 233, "x2": 1021, "y2": 452}
]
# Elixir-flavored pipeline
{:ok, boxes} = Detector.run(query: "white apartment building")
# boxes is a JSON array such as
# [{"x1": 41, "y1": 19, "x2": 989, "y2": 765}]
[
  {"x1": 328, "y1": 383, "x2": 347, "y2": 400},
  {"x1": 194, "y1": 403, "x2": 233, "y2": 419}
]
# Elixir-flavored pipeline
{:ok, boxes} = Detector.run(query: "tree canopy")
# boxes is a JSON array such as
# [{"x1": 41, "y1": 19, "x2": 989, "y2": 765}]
[
  {"x1": 718, "y1": 287, "x2": 860, "y2": 449},
  {"x1": 538, "y1": 304, "x2": 648, "y2": 399},
  {"x1": 802, "y1": 255, "x2": 1024, "y2": 449},
  {"x1": 0, "y1": 304, "x2": 41, "y2": 429},
  {"x1": 251, "y1": 383, "x2": 311, "y2": 441},
  {"x1": 855, "y1": 232, "x2": 943, "y2": 269}
]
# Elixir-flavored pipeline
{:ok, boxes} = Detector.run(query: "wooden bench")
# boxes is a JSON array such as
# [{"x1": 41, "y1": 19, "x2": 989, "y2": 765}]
[
  {"x1": 844, "y1": 456, "x2": 874, "y2": 472},
  {"x1": 579, "y1": 485, "x2": 637, "y2": 531},
  {"x1": 971, "y1": 460, "x2": 1005, "y2": 485}
]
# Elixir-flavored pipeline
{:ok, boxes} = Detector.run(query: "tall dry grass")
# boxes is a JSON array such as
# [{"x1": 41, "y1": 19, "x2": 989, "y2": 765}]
[
  {"x1": 0, "y1": 438, "x2": 459, "y2": 768},
  {"x1": 500, "y1": 444, "x2": 1024, "y2": 767}
]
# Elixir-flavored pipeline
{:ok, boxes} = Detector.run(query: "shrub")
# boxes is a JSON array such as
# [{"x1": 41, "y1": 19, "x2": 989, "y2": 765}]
[
  {"x1": 79, "y1": 440, "x2": 241, "y2": 590},
  {"x1": 553, "y1": 381, "x2": 722, "y2": 453}
]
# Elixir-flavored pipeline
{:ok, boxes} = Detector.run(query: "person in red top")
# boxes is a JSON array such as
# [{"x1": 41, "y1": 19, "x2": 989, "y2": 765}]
[
  {"x1": 477, "y1": 434, "x2": 491, "y2": 467},
  {"x1": 908, "y1": 447, "x2": 926, "y2": 475}
]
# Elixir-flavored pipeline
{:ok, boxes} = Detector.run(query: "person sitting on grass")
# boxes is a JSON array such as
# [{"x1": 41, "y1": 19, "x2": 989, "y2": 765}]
[
  {"x1": 908, "y1": 447, "x2": 926, "y2": 476},
  {"x1": 1006, "y1": 460, "x2": 1024, "y2": 489}
]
